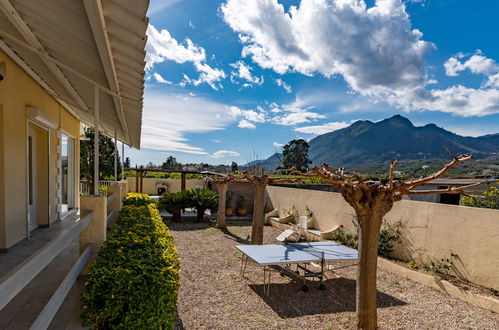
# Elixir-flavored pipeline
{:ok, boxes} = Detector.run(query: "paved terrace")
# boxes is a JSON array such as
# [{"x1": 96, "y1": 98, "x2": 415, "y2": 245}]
[
  {"x1": 170, "y1": 220, "x2": 499, "y2": 329},
  {"x1": 0, "y1": 214, "x2": 85, "y2": 329}
]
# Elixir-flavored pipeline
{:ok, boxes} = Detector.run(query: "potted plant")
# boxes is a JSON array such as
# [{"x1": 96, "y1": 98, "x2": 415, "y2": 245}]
[
  {"x1": 158, "y1": 191, "x2": 191, "y2": 222},
  {"x1": 190, "y1": 189, "x2": 219, "y2": 222},
  {"x1": 236, "y1": 195, "x2": 247, "y2": 216},
  {"x1": 225, "y1": 190, "x2": 233, "y2": 216}
]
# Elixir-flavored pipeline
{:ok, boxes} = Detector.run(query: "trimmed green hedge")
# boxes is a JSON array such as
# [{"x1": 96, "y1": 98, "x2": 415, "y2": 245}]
[
  {"x1": 81, "y1": 198, "x2": 180, "y2": 329},
  {"x1": 122, "y1": 192, "x2": 157, "y2": 207}
]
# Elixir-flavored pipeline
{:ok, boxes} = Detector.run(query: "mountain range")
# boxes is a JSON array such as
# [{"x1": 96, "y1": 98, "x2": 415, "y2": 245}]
[{"x1": 247, "y1": 115, "x2": 499, "y2": 171}]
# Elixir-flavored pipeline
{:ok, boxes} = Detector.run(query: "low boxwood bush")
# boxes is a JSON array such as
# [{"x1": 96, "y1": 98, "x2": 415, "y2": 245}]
[
  {"x1": 122, "y1": 192, "x2": 157, "y2": 207},
  {"x1": 81, "y1": 200, "x2": 180, "y2": 329}
]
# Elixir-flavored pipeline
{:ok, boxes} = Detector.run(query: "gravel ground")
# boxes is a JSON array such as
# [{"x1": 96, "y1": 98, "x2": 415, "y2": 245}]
[{"x1": 169, "y1": 220, "x2": 499, "y2": 330}]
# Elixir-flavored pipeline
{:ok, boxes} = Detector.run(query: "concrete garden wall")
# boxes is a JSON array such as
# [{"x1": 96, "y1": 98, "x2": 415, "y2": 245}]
[{"x1": 266, "y1": 185, "x2": 499, "y2": 290}]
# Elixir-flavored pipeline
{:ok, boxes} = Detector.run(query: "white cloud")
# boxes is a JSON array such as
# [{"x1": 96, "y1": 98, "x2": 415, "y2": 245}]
[
  {"x1": 153, "y1": 72, "x2": 173, "y2": 84},
  {"x1": 146, "y1": 24, "x2": 225, "y2": 90},
  {"x1": 146, "y1": 25, "x2": 205, "y2": 70},
  {"x1": 273, "y1": 142, "x2": 284, "y2": 147},
  {"x1": 221, "y1": 1, "x2": 499, "y2": 117},
  {"x1": 211, "y1": 139, "x2": 222, "y2": 143},
  {"x1": 275, "y1": 78, "x2": 292, "y2": 93},
  {"x1": 140, "y1": 88, "x2": 235, "y2": 154},
  {"x1": 221, "y1": 0, "x2": 433, "y2": 95},
  {"x1": 294, "y1": 121, "x2": 351, "y2": 134},
  {"x1": 272, "y1": 111, "x2": 325, "y2": 126},
  {"x1": 210, "y1": 150, "x2": 241, "y2": 158},
  {"x1": 230, "y1": 61, "x2": 264, "y2": 85},
  {"x1": 270, "y1": 97, "x2": 325, "y2": 125},
  {"x1": 444, "y1": 53, "x2": 498, "y2": 77},
  {"x1": 485, "y1": 73, "x2": 499, "y2": 88},
  {"x1": 229, "y1": 106, "x2": 266, "y2": 123},
  {"x1": 391, "y1": 86, "x2": 499, "y2": 117},
  {"x1": 238, "y1": 119, "x2": 256, "y2": 129}
]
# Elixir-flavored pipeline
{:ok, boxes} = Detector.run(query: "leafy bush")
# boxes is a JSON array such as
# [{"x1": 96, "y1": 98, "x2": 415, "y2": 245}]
[
  {"x1": 81, "y1": 202, "x2": 180, "y2": 329},
  {"x1": 460, "y1": 185, "x2": 499, "y2": 209},
  {"x1": 159, "y1": 191, "x2": 192, "y2": 222},
  {"x1": 330, "y1": 224, "x2": 400, "y2": 258},
  {"x1": 189, "y1": 189, "x2": 218, "y2": 222},
  {"x1": 123, "y1": 192, "x2": 157, "y2": 207},
  {"x1": 123, "y1": 171, "x2": 203, "y2": 180}
]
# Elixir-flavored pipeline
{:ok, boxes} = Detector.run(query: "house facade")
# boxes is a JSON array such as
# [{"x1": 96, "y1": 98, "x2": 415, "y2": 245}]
[
  {"x1": 0, "y1": 50, "x2": 81, "y2": 250},
  {"x1": 0, "y1": 0, "x2": 149, "y2": 252}
]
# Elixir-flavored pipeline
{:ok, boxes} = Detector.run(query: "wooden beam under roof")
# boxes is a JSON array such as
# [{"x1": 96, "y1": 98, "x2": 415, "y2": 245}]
[
  {"x1": 0, "y1": 0, "x2": 91, "y2": 114},
  {"x1": 83, "y1": 0, "x2": 130, "y2": 145}
]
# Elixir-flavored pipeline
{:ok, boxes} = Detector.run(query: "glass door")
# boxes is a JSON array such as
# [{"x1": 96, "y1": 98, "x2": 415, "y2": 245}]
[
  {"x1": 28, "y1": 129, "x2": 38, "y2": 231},
  {"x1": 60, "y1": 134, "x2": 75, "y2": 214}
]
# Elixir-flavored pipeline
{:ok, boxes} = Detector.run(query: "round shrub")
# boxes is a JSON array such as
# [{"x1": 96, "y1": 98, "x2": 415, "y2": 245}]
[{"x1": 81, "y1": 202, "x2": 180, "y2": 329}]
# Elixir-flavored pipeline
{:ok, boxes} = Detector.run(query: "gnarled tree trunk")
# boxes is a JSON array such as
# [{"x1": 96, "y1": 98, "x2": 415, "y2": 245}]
[{"x1": 356, "y1": 212, "x2": 384, "y2": 330}]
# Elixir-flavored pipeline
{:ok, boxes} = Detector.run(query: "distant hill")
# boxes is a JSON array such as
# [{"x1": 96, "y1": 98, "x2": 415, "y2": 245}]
[
  {"x1": 243, "y1": 152, "x2": 282, "y2": 172},
  {"x1": 249, "y1": 115, "x2": 499, "y2": 171}
]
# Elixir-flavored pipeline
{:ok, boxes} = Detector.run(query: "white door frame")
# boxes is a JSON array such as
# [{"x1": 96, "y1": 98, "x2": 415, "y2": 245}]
[
  {"x1": 59, "y1": 131, "x2": 76, "y2": 217},
  {"x1": 27, "y1": 127, "x2": 38, "y2": 232},
  {"x1": 26, "y1": 120, "x2": 51, "y2": 240}
]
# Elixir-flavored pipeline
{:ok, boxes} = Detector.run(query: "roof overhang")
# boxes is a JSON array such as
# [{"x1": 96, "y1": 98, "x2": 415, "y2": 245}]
[{"x1": 0, "y1": 0, "x2": 149, "y2": 148}]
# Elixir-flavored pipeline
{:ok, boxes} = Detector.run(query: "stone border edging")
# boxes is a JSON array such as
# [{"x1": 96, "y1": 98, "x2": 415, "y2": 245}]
[{"x1": 377, "y1": 257, "x2": 499, "y2": 314}]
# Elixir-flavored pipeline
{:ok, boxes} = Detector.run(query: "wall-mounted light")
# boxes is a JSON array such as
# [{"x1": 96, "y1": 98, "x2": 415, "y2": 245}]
[{"x1": 0, "y1": 61, "x2": 5, "y2": 81}]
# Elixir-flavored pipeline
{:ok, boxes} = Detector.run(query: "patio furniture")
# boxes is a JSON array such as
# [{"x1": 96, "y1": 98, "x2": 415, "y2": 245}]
[
  {"x1": 237, "y1": 242, "x2": 358, "y2": 294},
  {"x1": 276, "y1": 215, "x2": 308, "y2": 242}
]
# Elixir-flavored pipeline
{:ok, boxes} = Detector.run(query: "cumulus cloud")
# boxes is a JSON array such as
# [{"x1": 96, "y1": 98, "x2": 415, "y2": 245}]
[
  {"x1": 229, "y1": 106, "x2": 266, "y2": 128},
  {"x1": 230, "y1": 61, "x2": 264, "y2": 85},
  {"x1": 221, "y1": 0, "x2": 433, "y2": 95},
  {"x1": 153, "y1": 73, "x2": 173, "y2": 84},
  {"x1": 270, "y1": 98, "x2": 325, "y2": 125},
  {"x1": 238, "y1": 119, "x2": 257, "y2": 129},
  {"x1": 146, "y1": 24, "x2": 225, "y2": 89},
  {"x1": 273, "y1": 142, "x2": 284, "y2": 147},
  {"x1": 444, "y1": 53, "x2": 498, "y2": 77},
  {"x1": 294, "y1": 121, "x2": 351, "y2": 134},
  {"x1": 210, "y1": 150, "x2": 241, "y2": 158},
  {"x1": 221, "y1": 0, "x2": 499, "y2": 117},
  {"x1": 390, "y1": 86, "x2": 499, "y2": 117},
  {"x1": 141, "y1": 88, "x2": 235, "y2": 154},
  {"x1": 275, "y1": 78, "x2": 292, "y2": 93}
]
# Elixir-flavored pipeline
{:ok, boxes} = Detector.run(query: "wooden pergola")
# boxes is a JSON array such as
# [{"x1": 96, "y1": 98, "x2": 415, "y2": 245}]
[
  {"x1": 211, "y1": 173, "x2": 300, "y2": 244},
  {"x1": 126, "y1": 168, "x2": 204, "y2": 193}
]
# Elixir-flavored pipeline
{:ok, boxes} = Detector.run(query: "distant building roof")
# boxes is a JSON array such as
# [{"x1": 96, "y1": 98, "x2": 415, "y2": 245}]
[{"x1": 425, "y1": 178, "x2": 495, "y2": 186}]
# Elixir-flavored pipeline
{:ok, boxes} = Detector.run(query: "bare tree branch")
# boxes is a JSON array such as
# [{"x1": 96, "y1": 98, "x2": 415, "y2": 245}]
[
  {"x1": 401, "y1": 154, "x2": 472, "y2": 190},
  {"x1": 389, "y1": 159, "x2": 398, "y2": 189},
  {"x1": 407, "y1": 182, "x2": 481, "y2": 195}
]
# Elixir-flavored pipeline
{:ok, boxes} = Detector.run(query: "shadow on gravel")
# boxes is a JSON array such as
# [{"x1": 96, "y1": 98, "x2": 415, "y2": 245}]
[
  {"x1": 249, "y1": 277, "x2": 406, "y2": 318},
  {"x1": 174, "y1": 311, "x2": 186, "y2": 330}
]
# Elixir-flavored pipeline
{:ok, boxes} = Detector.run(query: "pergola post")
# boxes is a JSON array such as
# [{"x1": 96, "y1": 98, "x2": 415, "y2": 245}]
[
  {"x1": 121, "y1": 142, "x2": 125, "y2": 180},
  {"x1": 113, "y1": 130, "x2": 117, "y2": 183},
  {"x1": 139, "y1": 170, "x2": 143, "y2": 193},
  {"x1": 215, "y1": 182, "x2": 228, "y2": 229},
  {"x1": 181, "y1": 172, "x2": 186, "y2": 192},
  {"x1": 251, "y1": 184, "x2": 266, "y2": 245},
  {"x1": 93, "y1": 85, "x2": 99, "y2": 195},
  {"x1": 135, "y1": 169, "x2": 139, "y2": 192}
]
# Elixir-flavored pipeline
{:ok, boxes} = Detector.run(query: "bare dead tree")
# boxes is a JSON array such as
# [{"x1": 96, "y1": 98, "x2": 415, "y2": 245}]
[
  {"x1": 291, "y1": 154, "x2": 479, "y2": 330},
  {"x1": 212, "y1": 173, "x2": 300, "y2": 243}
]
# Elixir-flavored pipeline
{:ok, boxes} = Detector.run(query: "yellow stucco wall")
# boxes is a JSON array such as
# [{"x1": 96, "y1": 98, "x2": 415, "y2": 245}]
[
  {"x1": 266, "y1": 186, "x2": 499, "y2": 290},
  {"x1": 0, "y1": 50, "x2": 80, "y2": 249},
  {"x1": 126, "y1": 177, "x2": 206, "y2": 195}
]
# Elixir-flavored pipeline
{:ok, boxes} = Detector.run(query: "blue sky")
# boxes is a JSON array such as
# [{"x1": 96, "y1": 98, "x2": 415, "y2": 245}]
[{"x1": 126, "y1": 0, "x2": 499, "y2": 167}]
